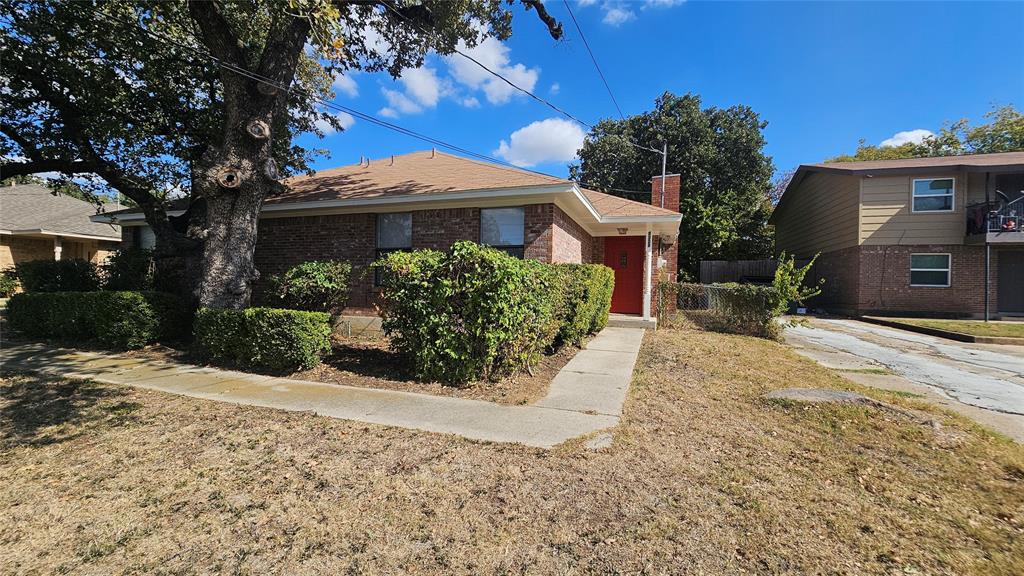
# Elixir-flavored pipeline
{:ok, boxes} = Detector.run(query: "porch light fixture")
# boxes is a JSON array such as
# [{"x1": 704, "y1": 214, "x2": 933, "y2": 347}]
[{"x1": 617, "y1": 227, "x2": 629, "y2": 235}]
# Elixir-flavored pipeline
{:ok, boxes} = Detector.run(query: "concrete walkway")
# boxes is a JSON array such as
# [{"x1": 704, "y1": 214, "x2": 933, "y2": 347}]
[
  {"x1": 0, "y1": 327, "x2": 645, "y2": 449},
  {"x1": 786, "y1": 318, "x2": 1024, "y2": 442}
]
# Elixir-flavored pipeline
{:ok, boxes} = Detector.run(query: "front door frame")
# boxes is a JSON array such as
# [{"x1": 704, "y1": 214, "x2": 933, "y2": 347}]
[{"x1": 602, "y1": 229, "x2": 654, "y2": 320}]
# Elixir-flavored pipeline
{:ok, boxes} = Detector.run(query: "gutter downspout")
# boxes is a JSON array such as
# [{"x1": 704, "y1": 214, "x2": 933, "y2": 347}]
[{"x1": 984, "y1": 172, "x2": 990, "y2": 322}]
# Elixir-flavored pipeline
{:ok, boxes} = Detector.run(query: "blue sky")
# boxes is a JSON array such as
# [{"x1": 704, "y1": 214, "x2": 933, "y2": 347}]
[{"x1": 297, "y1": 1, "x2": 1024, "y2": 180}]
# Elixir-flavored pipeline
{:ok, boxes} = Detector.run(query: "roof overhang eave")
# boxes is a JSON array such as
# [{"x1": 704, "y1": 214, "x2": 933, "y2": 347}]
[{"x1": 0, "y1": 228, "x2": 121, "y2": 242}]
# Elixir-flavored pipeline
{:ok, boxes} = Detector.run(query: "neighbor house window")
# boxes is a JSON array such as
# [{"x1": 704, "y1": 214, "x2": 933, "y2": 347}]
[
  {"x1": 375, "y1": 212, "x2": 412, "y2": 285},
  {"x1": 912, "y1": 178, "x2": 955, "y2": 212},
  {"x1": 481, "y1": 207, "x2": 525, "y2": 258},
  {"x1": 910, "y1": 253, "x2": 951, "y2": 287}
]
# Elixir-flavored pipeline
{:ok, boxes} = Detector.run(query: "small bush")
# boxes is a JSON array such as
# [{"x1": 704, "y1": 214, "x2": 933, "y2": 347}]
[
  {"x1": 266, "y1": 260, "x2": 352, "y2": 314},
  {"x1": 194, "y1": 307, "x2": 331, "y2": 373},
  {"x1": 375, "y1": 241, "x2": 614, "y2": 385},
  {"x1": 7, "y1": 291, "x2": 190, "y2": 349},
  {"x1": 0, "y1": 271, "x2": 18, "y2": 297},
  {"x1": 12, "y1": 259, "x2": 100, "y2": 292},
  {"x1": 103, "y1": 248, "x2": 154, "y2": 291}
]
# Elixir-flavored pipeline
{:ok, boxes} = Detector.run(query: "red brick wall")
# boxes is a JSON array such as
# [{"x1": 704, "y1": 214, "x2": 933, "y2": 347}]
[
  {"x1": 254, "y1": 213, "x2": 378, "y2": 308},
  {"x1": 551, "y1": 205, "x2": 594, "y2": 263},
  {"x1": 650, "y1": 174, "x2": 681, "y2": 212},
  {"x1": 591, "y1": 236, "x2": 605, "y2": 265},
  {"x1": 252, "y1": 203, "x2": 596, "y2": 313},
  {"x1": 806, "y1": 246, "x2": 861, "y2": 313},
  {"x1": 856, "y1": 244, "x2": 996, "y2": 317},
  {"x1": 524, "y1": 204, "x2": 553, "y2": 261},
  {"x1": 413, "y1": 207, "x2": 480, "y2": 250}
]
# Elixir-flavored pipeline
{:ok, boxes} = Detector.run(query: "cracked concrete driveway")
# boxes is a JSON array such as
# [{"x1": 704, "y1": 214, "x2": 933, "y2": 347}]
[{"x1": 785, "y1": 317, "x2": 1024, "y2": 442}]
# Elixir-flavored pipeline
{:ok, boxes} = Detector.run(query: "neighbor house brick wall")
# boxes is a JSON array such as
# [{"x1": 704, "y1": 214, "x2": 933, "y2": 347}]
[
  {"x1": 551, "y1": 205, "x2": 594, "y2": 263},
  {"x1": 0, "y1": 235, "x2": 54, "y2": 268},
  {"x1": 856, "y1": 244, "x2": 996, "y2": 317},
  {"x1": 806, "y1": 246, "x2": 861, "y2": 313}
]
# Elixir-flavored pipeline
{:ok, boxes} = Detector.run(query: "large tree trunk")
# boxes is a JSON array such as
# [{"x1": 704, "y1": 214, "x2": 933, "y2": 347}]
[{"x1": 193, "y1": 140, "x2": 276, "y2": 309}]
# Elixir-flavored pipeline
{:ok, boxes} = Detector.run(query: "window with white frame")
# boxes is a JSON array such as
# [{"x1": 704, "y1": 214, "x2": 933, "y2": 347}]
[
  {"x1": 375, "y1": 212, "x2": 412, "y2": 284},
  {"x1": 480, "y1": 207, "x2": 525, "y2": 258},
  {"x1": 910, "y1": 253, "x2": 951, "y2": 287},
  {"x1": 912, "y1": 178, "x2": 955, "y2": 212}
]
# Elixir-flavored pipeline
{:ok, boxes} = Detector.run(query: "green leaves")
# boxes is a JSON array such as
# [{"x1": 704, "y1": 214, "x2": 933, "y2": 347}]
[
  {"x1": 194, "y1": 307, "x2": 331, "y2": 373},
  {"x1": 374, "y1": 242, "x2": 613, "y2": 385},
  {"x1": 266, "y1": 260, "x2": 352, "y2": 314},
  {"x1": 570, "y1": 92, "x2": 775, "y2": 280}
]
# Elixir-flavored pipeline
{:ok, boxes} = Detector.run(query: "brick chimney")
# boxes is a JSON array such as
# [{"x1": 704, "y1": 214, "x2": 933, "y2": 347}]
[{"x1": 650, "y1": 174, "x2": 680, "y2": 212}]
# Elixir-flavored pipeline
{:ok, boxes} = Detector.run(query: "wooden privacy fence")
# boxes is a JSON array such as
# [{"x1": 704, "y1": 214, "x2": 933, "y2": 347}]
[{"x1": 699, "y1": 260, "x2": 778, "y2": 284}]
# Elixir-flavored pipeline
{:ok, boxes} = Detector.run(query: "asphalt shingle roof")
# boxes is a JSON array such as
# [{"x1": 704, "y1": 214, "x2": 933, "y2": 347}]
[{"x1": 0, "y1": 184, "x2": 121, "y2": 239}]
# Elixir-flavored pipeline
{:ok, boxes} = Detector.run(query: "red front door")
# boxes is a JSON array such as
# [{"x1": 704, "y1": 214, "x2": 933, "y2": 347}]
[{"x1": 603, "y1": 236, "x2": 644, "y2": 314}]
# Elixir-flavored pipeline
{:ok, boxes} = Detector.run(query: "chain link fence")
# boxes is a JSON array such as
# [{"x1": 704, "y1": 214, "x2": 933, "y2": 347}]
[{"x1": 660, "y1": 282, "x2": 782, "y2": 339}]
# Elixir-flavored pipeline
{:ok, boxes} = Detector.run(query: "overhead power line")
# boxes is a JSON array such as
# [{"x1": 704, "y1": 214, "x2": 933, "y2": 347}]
[
  {"x1": 48, "y1": 7, "x2": 660, "y2": 198},
  {"x1": 562, "y1": 0, "x2": 624, "y2": 121}
]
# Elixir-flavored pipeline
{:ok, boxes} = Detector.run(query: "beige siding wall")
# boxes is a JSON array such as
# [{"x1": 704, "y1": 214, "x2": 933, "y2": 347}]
[
  {"x1": 860, "y1": 172, "x2": 966, "y2": 245},
  {"x1": 965, "y1": 172, "x2": 991, "y2": 205},
  {"x1": 774, "y1": 172, "x2": 860, "y2": 259}
]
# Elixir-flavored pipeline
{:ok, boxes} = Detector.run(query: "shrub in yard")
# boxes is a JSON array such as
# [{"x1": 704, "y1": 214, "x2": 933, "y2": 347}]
[
  {"x1": 266, "y1": 260, "x2": 352, "y2": 314},
  {"x1": 12, "y1": 258, "x2": 100, "y2": 292},
  {"x1": 193, "y1": 307, "x2": 331, "y2": 373},
  {"x1": 546, "y1": 263, "x2": 615, "y2": 346},
  {"x1": 375, "y1": 241, "x2": 614, "y2": 385},
  {"x1": 7, "y1": 291, "x2": 190, "y2": 349},
  {"x1": 102, "y1": 248, "x2": 154, "y2": 291},
  {"x1": 0, "y1": 270, "x2": 18, "y2": 297}
]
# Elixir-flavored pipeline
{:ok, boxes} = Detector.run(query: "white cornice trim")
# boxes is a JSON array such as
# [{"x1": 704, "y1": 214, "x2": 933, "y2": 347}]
[{"x1": 1, "y1": 228, "x2": 121, "y2": 242}]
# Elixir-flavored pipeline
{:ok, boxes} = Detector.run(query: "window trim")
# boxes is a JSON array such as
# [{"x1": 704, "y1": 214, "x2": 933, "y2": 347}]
[
  {"x1": 480, "y1": 206, "x2": 525, "y2": 259},
  {"x1": 909, "y1": 252, "x2": 951, "y2": 288},
  {"x1": 910, "y1": 177, "x2": 955, "y2": 213}
]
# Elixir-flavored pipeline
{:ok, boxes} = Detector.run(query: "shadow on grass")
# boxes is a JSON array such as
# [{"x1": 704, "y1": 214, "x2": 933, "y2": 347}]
[{"x1": 0, "y1": 374, "x2": 140, "y2": 449}]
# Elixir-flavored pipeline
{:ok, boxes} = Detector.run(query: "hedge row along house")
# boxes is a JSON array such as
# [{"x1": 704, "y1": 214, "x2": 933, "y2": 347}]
[
  {"x1": 1, "y1": 183, "x2": 121, "y2": 269},
  {"x1": 772, "y1": 151, "x2": 1024, "y2": 318},
  {"x1": 96, "y1": 150, "x2": 683, "y2": 325}
]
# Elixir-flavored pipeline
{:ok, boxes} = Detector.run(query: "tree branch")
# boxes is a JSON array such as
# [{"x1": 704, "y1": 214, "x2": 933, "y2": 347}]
[
  {"x1": 521, "y1": 0, "x2": 563, "y2": 40},
  {"x1": 0, "y1": 159, "x2": 93, "y2": 179}
]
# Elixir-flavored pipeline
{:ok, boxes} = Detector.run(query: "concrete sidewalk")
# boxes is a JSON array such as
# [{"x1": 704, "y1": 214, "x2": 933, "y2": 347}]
[{"x1": 0, "y1": 327, "x2": 645, "y2": 449}]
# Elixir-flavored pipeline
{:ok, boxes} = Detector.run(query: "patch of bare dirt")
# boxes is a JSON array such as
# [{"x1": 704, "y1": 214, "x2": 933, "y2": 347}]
[{"x1": 291, "y1": 334, "x2": 583, "y2": 405}]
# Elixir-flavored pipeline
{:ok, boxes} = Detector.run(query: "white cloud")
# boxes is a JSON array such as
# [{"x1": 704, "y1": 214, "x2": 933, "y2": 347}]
[
  {"x1": 447, "y1": 37, "x2": 539, "y2": 104},
  {"x1": 461, "y1": 96, "x2": 480, "y2": 108},
  {"x1": 494, "y1": 118, "x2": 586, "y2": 168},
  {"x1": 378, "y1": 107, "x2": 399, "y2": 119},
  {"x1": 880, "y1": 129, "x2": 934, "y2": 147},
  {"x1": 314, "y1": 111, "x2": 355, "y2": 135},
  {"x1": 399, "y1": 67, "x2": 443, "y2": 107},
  {"x1": 549, "y1": 82, "x2": 561, "y2": 95},
  {"x1": 577, "y1": 0, "x2": 598, "y2": 6},
  {"x1": 381, "y1": 87, "x2": 423, "y2": 116},
  {"x1": 332, "y1": 74, "x2": 358, "y2": 98},
  {"x1": 643, "y1": 0, "x2": 685, "y2": 7},
  {"x1": 602, "y1": 6, "x2": 635, "y2": 25}
]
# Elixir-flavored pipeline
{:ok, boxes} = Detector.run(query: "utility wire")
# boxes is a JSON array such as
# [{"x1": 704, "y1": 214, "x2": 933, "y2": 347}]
[
  {"x1": 34, "y1": 7, "x2": 638, "y2": 195},
  {"x1": 561, "y1": 0, "x2": 624, "y2": 121}
]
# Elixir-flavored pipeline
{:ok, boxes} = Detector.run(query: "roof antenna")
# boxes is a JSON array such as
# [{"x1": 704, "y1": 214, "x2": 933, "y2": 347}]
[
  {"x1": 431, "y1": 147, "x2": 436, "y2": 158},
  {"x1": 359, "y1": 155, "x2": 364, "y2": 166},
  {"x1": 390, "y1": 155, "x2": 394, "y2": 166}
]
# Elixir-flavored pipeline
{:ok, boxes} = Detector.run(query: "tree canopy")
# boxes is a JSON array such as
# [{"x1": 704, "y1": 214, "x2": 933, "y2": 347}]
[
  {"x1": 569, "y1": 92, "x2": 775, "y2": 280},
  {"x1": 1, "y1": 0, "x2": 562, "y2": 307},
  {"x1": 828, "y1": 104, "x2": 1024, "y2": 162}
]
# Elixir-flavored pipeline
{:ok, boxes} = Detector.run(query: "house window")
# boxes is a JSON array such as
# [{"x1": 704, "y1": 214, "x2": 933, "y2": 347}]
[
  {"x1": 375, "y1": 212, "x2": 412, "y2": 285},
  {"x1": 910, "y1": 253, "x2": 951, "y2": 287},
  {"x1": 481, "y1": 207, "x2": 525, "y2": 259},
  {"x1": 912, "y1": 178, "x2": 955, "y2": 212}
]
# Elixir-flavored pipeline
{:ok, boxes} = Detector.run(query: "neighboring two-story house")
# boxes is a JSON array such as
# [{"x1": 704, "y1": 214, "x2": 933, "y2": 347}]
[{"x1": 771, "y1": 151, "x2": 1023, "y2": 318}]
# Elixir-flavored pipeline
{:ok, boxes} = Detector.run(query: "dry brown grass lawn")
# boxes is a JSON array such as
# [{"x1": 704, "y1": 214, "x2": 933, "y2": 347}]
[{"x1": 1, "y1": 325, "x2": 1022, "y2": 575}]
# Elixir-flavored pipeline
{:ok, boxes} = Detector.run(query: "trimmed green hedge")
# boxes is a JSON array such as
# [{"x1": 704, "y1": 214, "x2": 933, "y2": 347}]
[
  {"x1": 375, "y1": 241, "x2": 614, "y2": 384},
  {"x1": 12, "y1": 258, "x2": 101, "y2": 292},
  {"x1": 7, "y1": 291, "x2": 190, "y2": 349},
  {"x1": 193, "y1": 307, "x2": 331, "y2": 373}
]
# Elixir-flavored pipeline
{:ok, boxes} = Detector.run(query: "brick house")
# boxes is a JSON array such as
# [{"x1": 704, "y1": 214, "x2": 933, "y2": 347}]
[
  {"x1": 1, "y1": 183, "x2": 120, "y2": 269},
  {"x1": 771, "y1": 151, "x2": 1024, "y2": 318},
  {"x1": 101, "y1": 151, "x2": 683, "y2": 323}
]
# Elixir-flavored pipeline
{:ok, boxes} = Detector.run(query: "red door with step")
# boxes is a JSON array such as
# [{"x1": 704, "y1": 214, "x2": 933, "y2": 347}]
[{"x1": 603, "y1": 236, "x2": 644, "y2": 314}]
